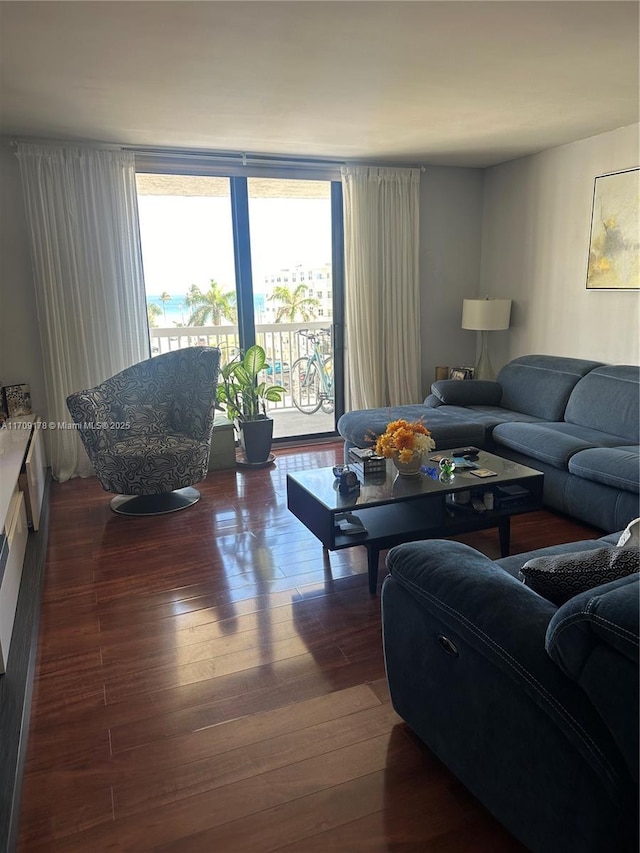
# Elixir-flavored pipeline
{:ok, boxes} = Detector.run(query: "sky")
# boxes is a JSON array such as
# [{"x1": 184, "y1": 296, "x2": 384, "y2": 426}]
[{"x1": 138, "y1": 195, "x2": 332, "y2": 299}]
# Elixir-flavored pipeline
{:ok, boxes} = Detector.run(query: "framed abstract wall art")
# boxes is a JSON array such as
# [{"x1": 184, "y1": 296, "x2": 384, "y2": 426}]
[{"x1": 586, "y1": 167, "x2": 639, "y2": 290}]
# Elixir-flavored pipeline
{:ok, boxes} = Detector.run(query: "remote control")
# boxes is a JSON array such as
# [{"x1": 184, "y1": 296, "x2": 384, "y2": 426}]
[{"x1": 454, "y1": 446, "x2": 480, "y2": 459}]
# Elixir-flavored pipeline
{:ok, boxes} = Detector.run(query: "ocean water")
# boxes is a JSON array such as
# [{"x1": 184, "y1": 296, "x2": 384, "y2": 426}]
[
  {"x1": 146, "y1": 294, "x2": 191, "y2": 327},
  {"x1": 147, "y1": 292, "x2": 267, "y2": 327}
]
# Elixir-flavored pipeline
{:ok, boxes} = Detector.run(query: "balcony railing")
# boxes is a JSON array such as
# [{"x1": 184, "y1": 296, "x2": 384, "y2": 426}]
[{"x1": 149, "y1": 321, "x2": 333, "y2": 412}]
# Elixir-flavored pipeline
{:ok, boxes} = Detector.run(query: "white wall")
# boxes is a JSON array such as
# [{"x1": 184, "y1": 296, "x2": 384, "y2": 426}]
[
  {"x1": 419, "y1": 166, "x2": 484, "y2": 395},
  {"x1": 0, "y1": 140, "x2": 46, "y2": 418},
  {"x1": 480, "y1": 123, "x2": 640, "y2": 370}
]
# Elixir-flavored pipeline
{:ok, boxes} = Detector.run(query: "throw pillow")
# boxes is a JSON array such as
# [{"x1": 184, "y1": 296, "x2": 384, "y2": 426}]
[
  {"x1": 430, "y1": 379, "x2": 502, "y2": 407},
  {"x1": 520, "y1": 547, "x2": 639, "y2": 606},
  {"x1": 617, "y1": 517, "x2": 640, "y2": 549}
]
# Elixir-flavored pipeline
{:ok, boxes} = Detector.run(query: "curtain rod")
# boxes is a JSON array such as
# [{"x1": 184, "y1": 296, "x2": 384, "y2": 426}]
[
  {"x1": 10, "y1": 137, "x2": 125, "y2": 151},
  {"x1": 127, "y1": 146, "x2": 346, "y2": 169},
  {"x1": 11, "y1": 138, "x2": 425, "y2": 171},
  {"x1": 130, "y1": 146, "x2": 426, "y2": 171}
]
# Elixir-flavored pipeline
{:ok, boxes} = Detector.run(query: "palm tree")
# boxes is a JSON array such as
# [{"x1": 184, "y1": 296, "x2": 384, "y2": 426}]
[
  {"x1": 269, "y1": 285, "x2": 319, "y2": 323},
  {"x1": 147, "y1": 301, "x2": 163, "y2": 328},
  {"x1": 184, "y1": 280, "x2": 237, "y2": 326},
  {"x1": 159, "y1": 290, "x2": 172, "y2": 322}
]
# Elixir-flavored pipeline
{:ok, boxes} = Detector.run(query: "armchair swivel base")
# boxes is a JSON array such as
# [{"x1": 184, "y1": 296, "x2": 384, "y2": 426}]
[{"x1": 110, "y1": 486, "x2": 201, "y2": 516}]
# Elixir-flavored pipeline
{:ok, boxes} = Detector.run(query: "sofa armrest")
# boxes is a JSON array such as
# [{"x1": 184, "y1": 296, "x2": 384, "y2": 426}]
[
  {"x1": 423, "y1": 393, "x2": 442, "y2": 408},
  {"x1": 386, "y1": 539, "x2": 557, "y2": 657},
  {"x1": 430, "y1": 379, "x2": 502, "y2": 406},
  {"x1": 383, "y1": 540, "x2": 629, "y2": 797},
  {"x1": 545, "y1": 574, "x2": 639, "y2": 786},
  {"x1": 547, "y1": 573, "x2": 640, "y2": 668}
]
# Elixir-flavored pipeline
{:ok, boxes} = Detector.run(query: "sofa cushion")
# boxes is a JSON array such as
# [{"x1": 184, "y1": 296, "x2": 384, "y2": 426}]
[
  {"x1": 495, "y1": 355, "x2": 603, "y2": 421},
  {"x1": 520, "y1": 547, "x2": 639, "y2": 605},
  {"x1": 97, "y1": 435, "x2": 209, "y2": 494},
  {"x1": 430, "y1": 379, "x2": 502, "y2": 406},
  {"x1": 337, "y1": 406, "x2": 485, "y2": 450},
  {"x1": 492, "y1": 422, "x2": 596, "y2": 468},
  {"x1": 337, "y1": 405, "x2": 432, "y2": 447},
  {"x1": 427, "y1": 404, "x2": 546, "y2": 431},
  {"x1": 568, "y1": 447, "x2": 640, "y2": 494},
  {"x1": 564, "y1": 365, "x2": 640, "y2": 443}
]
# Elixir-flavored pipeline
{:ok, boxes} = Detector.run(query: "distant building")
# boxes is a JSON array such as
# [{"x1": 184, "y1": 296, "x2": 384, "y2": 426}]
[{"x1": 259, "y1": 263, "x2": 333, "y2": 323}]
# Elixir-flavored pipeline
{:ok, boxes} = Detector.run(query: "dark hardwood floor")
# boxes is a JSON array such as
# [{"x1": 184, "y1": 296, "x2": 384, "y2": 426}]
[{"x1": 17, "y1": 441, "x2": 602, "y2": 852}]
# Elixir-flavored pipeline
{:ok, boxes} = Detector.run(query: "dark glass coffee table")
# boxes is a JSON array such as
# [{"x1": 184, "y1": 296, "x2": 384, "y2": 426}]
[{"x1": 286, "y1": 449, "x2": 544, "y2": 593}]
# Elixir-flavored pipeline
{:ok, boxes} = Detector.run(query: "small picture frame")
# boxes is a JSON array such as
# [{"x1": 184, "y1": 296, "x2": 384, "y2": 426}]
[
  {"x1": 449, "y1": 367, "x2": 474, "y2": 381},
  {"x1": 3, "y1": 383, "x2": 32, "y2": 418}
]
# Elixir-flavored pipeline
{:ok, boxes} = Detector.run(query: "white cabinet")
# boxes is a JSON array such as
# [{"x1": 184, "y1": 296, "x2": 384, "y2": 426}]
[
  {"x1": 0, "y1": 492, "x2": 28, "y2": 672},
  {"x1": 0, "y1": 416, "x2": 47, "y2": 672},
  {"x1": 21, "y1": 423, "x2": 46, "y2": 531}
]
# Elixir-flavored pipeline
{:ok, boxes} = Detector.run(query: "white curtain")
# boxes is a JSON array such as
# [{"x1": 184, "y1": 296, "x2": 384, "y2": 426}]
[
  {"x1": 341, "y1": 165, "x2": 421, "y2": 410},
  {"x1": 15, "y1": 144, "x2": 149, "y2": 482}
]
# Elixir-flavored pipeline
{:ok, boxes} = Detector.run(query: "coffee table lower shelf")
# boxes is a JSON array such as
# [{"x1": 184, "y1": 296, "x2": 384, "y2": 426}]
[{"x1": 335, "y1": 507, "x2": 527, "y2": 594}]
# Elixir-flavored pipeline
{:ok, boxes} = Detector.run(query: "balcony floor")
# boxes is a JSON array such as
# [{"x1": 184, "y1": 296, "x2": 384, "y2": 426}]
[{"x1": 270, "y1": 406, "x2": 336, "y2": 441}]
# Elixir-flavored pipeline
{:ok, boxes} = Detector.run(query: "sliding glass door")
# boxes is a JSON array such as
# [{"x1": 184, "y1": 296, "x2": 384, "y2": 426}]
[
  {"x1": 246, "y1": 177, "x2": 337, "y2": 438},
  {"x1": 136, "y1": 168, "x2": 343, "y2": 440}
]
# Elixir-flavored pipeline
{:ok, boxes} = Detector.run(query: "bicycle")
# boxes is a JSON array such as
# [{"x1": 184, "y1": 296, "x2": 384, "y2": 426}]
[{"x1": 291, "y1": 329, "x2": 334, "y2": 414}]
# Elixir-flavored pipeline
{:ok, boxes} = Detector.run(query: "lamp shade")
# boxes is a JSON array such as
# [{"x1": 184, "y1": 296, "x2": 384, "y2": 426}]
[{"x1": 461, "y1": 298, "x2": 512, "y2": 331}]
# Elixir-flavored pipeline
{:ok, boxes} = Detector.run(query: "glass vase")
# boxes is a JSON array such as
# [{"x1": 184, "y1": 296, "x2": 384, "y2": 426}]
[{"x1": 392, "y1": 452, "x2": 423, "y2": 476}]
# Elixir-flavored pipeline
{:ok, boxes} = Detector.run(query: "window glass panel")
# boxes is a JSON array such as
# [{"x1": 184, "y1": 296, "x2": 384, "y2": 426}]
[
  {"x1": 136, "y1": 174, "x2": 238, "y2": 357},
  {"x1": 247, "y1": 178, "x2": 334, "y2": 436}
]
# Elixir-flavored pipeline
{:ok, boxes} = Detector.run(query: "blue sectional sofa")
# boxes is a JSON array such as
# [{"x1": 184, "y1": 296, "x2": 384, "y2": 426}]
[
  {"x1": 381, "y1": 533, "x2": 639, "y2": 853},
  {"x1": 337, "y1": 355, "x2": 640, "y2": 532}
]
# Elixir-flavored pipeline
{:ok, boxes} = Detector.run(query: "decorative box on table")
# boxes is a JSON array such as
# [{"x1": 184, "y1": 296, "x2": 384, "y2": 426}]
[{"x1": 348, "y1": 447, "x2": 387, "y2": 479}]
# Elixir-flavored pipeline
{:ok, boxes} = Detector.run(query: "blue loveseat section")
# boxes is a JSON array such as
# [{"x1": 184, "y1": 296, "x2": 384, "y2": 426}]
[
  {"x1": 382, "y1": 534, "x2": 639, "y2": 853},
  {"x1": 490, "y1": 364, "x2": 639, "y2": 532},
  {"x1": 337, "y1": 355, "x2": 640, "y2": 532}
]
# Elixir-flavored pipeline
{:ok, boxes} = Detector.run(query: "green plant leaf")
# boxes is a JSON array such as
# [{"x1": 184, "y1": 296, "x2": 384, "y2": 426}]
[
  {"x1": 243, "y1": 344, "x2": 266, "y2": 376},
  {"x1": 216, "y1": 344, "x2": 284, "y2": 422},
  {"x1": 264, "y1": 387, "x2": 285, "y2": 401}
]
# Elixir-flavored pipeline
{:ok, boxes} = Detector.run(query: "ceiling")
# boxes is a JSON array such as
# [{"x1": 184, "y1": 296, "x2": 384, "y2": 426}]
[{"x1": 1, "y1": 1, "x2": 638, "y2": 168}]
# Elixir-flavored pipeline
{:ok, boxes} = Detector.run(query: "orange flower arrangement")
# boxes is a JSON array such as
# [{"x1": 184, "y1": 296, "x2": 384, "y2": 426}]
[{"x1": 374, "y1": 419, "x2": 436, "y2": 463}]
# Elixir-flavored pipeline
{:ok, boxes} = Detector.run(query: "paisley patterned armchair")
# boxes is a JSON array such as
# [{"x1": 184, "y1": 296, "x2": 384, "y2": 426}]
[{"x1": 66, "y1": 347, "x2": 221, "y2": 514}]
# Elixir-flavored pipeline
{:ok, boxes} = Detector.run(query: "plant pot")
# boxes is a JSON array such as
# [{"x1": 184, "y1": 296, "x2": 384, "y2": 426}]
[{"x1": 239, "y1": 417, "x2": 274, "y2": 464}]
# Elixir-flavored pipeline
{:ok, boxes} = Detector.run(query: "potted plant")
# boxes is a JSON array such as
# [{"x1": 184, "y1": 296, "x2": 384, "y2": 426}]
[{"x1": 216, "y1": 344, "x2": 286, "y2": 464}]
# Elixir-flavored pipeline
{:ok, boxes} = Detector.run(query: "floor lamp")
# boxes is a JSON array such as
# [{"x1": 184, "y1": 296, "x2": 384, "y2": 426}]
[{"x1": 462, "y1": 298, "x2": 512, "y2": 380}]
